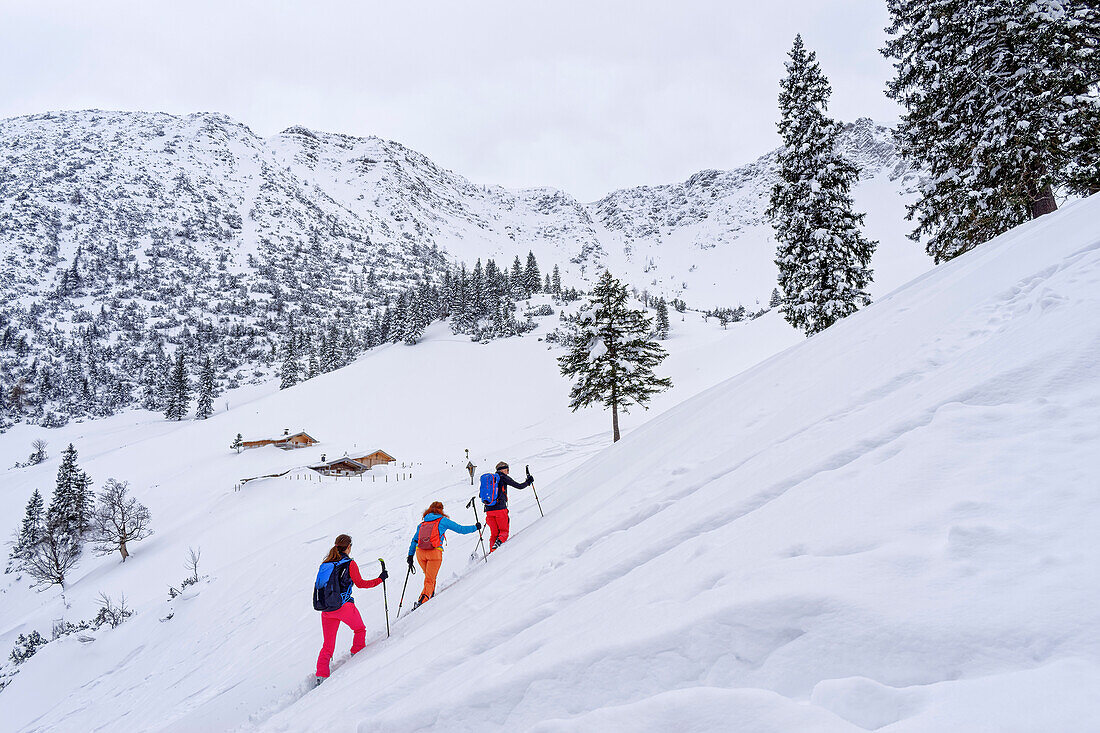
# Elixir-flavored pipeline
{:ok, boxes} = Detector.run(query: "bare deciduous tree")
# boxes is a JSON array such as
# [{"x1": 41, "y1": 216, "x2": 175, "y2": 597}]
[
  {"x1": 91, "y1": 479, "x2": 152, "y2": 562},
  {"x1": 29, "y1": 439, "x2": 48, "y2": 465},
  {"x1": 185, "y1": 546, "x2": 201, "y2": 583},
  {"x1": 93, "y1": 591, "x2": 133, "y2": 628},
  {"x1": 22, "y1": 529, "x2": 80, "y2": 588}
]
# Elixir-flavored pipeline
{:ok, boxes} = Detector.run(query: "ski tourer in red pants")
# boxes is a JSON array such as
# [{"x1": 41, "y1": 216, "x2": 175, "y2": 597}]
[
  {"x1": 482, "y1": 462, "x2": 533, "y2": 551},
  {"x1": 314, "y1": 535, "x2": 387, "y2": 679}
]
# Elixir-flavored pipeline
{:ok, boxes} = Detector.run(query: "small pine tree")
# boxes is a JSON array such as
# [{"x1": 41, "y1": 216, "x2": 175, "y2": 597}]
[
  {"x1": 307, "y1": 347, "x2": 319, "y2": 379},
  {"x1": 10, "y1": 489, "x2": 45, "y2": 565},
  {"x1": 402, "y1": 290, "x2": 428, "y2": 345},
  {"x1": 164, "y1": 352, "x2": 190, "y2": 420},
  {"x1": 524, "y1": 251, "x2": 541, "y2": 297},
  {"x1": 231, "y1": 433, "x2": 244, "y2": 453},
  {"x1": 9, "y1": 631, "x2": 48, "y2": 664},
  {"x1": 279, "y1": 335, "x2": 299, "y2": 390},
  {"x1": 655, "y1": 298, "x2": 671, "y2": 339},
  {"x1": 557, "y1": 271, "x2": 672, "y2": 442},
  {"x1": 767, "y1": 35, "x2": 876, "y2": 337},
  {"x1": 769, "y1": 288, "x2": 782, "y2": 309},
  {"x1": 551, "y1": 265, "x2": 562, "y2": 296},
  {"x1": 195, "y1": 357, "x2": 215, "y2": 419}
]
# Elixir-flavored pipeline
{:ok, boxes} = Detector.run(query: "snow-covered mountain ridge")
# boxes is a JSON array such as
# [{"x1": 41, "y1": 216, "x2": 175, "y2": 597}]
[{"x1": 0, "y1": 110, "x2": 924, "y2": 430}]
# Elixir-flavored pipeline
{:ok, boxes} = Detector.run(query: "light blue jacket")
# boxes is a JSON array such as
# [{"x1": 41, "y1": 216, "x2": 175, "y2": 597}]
[{"x1": 408, "y1": 513, "x2": 477, "y2": 555}]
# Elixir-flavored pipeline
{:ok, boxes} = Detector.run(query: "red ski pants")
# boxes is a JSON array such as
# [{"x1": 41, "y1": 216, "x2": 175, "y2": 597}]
[
  {"x1": 486, "y1": 509, "x2": 510, "y2": 550},
  {"x1": 416, "y1": 547, "x2": 443, "y2": 604},
  {"x1": 316, "y1": 601, "x2": 365, "y2": 677}
]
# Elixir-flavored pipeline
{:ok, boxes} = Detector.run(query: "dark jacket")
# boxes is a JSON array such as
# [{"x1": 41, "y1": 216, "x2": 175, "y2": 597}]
[{"x1": 483, "y1": 470, "x2": 532, "y2": 512}]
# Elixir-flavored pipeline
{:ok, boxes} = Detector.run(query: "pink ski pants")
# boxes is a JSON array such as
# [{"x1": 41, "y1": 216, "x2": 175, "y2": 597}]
[{"x1": 316, "y1": 601, "x2": 366, "y2": 677}]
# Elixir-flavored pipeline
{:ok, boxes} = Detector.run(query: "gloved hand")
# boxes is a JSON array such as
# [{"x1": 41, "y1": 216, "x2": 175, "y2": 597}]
[
  {"x1": 526, "y1": 472, "x2": 534, "y2": 483},
  {"x1": 407, "y1": 555, "x2": 415, "y2": 571},
  {"x1": 475, "y1": 521, "x2": 482, "y2": 530},
  {"x1": 378, "y1": 569, "x2": 389, "y2": 581}
]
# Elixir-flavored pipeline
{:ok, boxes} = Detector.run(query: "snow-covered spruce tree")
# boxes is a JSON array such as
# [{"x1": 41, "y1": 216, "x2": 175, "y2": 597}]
[
  {"x1": 470, "y1": 260, "x2": 487, "y2": 318},
  {"x1": 8, "y1": 489, "x2": 45, "y2": 568},
  {"x1": 47, "y1": 443, "x2": 93, "y2": 542},
  {"x1": 504, "y1": 256, "x2": 520, "y2": 298},
  {"x1": 884, "y1": 0, "x2": 1100, "y2": 263},
  {"x1": 279, "y1": 334, "x2": 299, "y2": 390},
  {"x1": 307, "y1": 348, "x2": 319, "y2": 380},
  {"x1": 769, "y1": 288, "x2": 782, "y2": 309},
  {"x1": 195, "y1": 356, "x2": 215, "y2": 419},
  {"x1": 551, "y1": 265, "x2": 562, "y2": 296},
  {"x1": 402, "y1": 290, "x2": 428, "y2": 345},
  {"x1": 766, "y1": 35, "x2": 875, "y2": 337},
  {"x1": 557, "y1": 270, "x2": 672, "y2": 443},
  {"x1": 231, "y1": 433, "x2": 244, "y2": 453},
  {"x1": 90, "y1": 479, "x2": 152, "y2": 562},
  {"x1": 655, "y1": 298, "x2": 671, "y2": 339},
  {"x1": 524, "y1": 251, "x2": 541, "y2": 297},
  {"x1": 163, "y1": 352, "x2": 190, "y2": 420}
]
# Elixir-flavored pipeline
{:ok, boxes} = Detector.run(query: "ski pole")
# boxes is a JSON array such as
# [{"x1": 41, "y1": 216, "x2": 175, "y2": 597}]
[
  {"x1": 378, "y1": 558, "x2": 390, "y2": 637},
  {"x1": 527, "y1": 464, "x2": 544, "y2": 517},
  {"x1": 395, "y1": 562, "x2": 413, "y2": 620},
  {"x1": 466, "y1": 496, "x2": 488, "y2": 562}
]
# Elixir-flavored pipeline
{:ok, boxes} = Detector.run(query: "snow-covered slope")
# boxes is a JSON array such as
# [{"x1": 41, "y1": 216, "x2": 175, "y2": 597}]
[
  {"x1": 255, "y1": 196, "x2": 1100, "y2": 731},
  {"x1": 1, "y1": 182, "x2": 1097, "y2": 731}
]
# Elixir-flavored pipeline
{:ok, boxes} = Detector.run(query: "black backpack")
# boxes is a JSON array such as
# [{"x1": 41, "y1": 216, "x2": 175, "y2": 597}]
[{"x1": 313, "y1": 557, "x2": 350, "y2": 611}]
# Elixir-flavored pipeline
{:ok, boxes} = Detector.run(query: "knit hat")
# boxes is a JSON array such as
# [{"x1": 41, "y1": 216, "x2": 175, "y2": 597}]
[{"x1": 496, "y1": 461, "x2": 509, "y2": 471}]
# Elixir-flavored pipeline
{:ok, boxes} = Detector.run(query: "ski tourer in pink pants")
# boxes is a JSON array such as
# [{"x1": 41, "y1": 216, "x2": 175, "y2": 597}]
[{"x1": 316, "y1": 558, "x2": 385, "y2": 678}]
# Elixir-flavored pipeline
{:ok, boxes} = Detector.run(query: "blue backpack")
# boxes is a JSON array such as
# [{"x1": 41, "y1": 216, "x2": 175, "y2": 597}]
[
  {"x1": 479, "y1": 472, "x2": 499, "y2": 505},
  {"x1": 313, "y1": 557, "x2": 351, "y2": 611}
]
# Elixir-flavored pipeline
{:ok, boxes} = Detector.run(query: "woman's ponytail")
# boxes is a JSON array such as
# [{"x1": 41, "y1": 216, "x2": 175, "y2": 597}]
[{"x1": 322, "y1": 534, "x2": 352, "y2": 563}]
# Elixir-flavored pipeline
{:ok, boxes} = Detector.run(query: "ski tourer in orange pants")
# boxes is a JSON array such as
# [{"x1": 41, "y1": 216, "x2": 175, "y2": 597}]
[{"x1": 407, "y1": 501, "x2": 479, "y2": 608}]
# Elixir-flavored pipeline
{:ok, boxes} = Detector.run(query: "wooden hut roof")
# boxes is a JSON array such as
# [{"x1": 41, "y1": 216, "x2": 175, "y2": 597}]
[
  {"x1": 309, "y1": 457, "x2": 369, "y2": 471},
  {"x1": 353, "y1": 449, "x2": 395, "y2": 461}
]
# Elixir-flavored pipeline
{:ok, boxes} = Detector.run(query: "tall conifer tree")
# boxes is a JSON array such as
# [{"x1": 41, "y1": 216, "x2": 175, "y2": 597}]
[
  {"x1": 884, "y1": 0, "x2": 1100, "y2": 262},
  {"x1": 164, "y1": 352, "x2": 190, "y2": 420},
  {"x1": 767, "y1": 35, "x2": 875, "y2": 337},
  {"x1": 195, "y1": 356, "x2": 215, "y2": 419}
]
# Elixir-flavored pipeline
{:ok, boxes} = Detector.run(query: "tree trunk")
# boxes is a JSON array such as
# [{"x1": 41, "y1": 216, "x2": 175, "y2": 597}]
[
  {"x1": 612, "y1": 402, "x2": 621, "y2": 443},
  {"x1": 1030, "y1": 182, "x2": 1058, "y2": 219},
  {"x1": 119, "y1": 541, "x2": 129, "y2": 562}
]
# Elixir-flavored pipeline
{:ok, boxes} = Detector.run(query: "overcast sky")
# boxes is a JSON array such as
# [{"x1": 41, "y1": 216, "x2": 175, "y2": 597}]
[{"x1": 0, "y1": 0, "x2": 901, "y2": 201}]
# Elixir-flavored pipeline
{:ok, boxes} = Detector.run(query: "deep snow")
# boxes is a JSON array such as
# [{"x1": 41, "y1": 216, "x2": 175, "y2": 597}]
[{"x1": 2, "y1": 195, "x2": 1099, "y2": 731}]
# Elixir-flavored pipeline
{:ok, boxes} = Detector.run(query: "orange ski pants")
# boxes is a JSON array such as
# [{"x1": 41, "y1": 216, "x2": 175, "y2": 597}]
[{"x1": 416, "y1": 547, "x2": 443, "y2": 603}]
